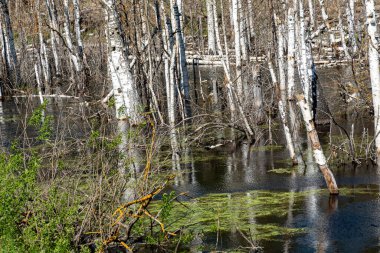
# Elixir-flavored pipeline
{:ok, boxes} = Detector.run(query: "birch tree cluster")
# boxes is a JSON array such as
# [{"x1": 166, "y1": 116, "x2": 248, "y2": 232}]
[{"x1": 0, "y1": 0, "x2": 380, "y2": 190}]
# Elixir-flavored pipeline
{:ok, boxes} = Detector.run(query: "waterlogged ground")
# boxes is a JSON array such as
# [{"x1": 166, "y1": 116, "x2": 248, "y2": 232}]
[
  {"x1": 154, "y1": 187, "x2": 380, "y2": 252},
  {"x1": 1, "y1": 66, "x2": 380, "y2": 252}
]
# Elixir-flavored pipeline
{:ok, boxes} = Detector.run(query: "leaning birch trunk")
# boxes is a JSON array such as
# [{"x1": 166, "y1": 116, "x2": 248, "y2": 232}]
[
  {"x1": 173, "y1": 4, "x2": 192, "y2": 119},
  {"x1": 268, "y1": 58, "x2": 298, "y2": 165},
  {"x1": 232, "y1": 0, "x2": 243, "y2": 98},
  {"x1": 365, "y1": 0, "x2": 380, "y2": 163},
  {"x1": 296, "y1": 94, "x2": 339, "y2": 194},
  {"x1": 206, "y1": 0, "x2": 216, "y2": 54},
  {"x1": 0, "y1": 0, "x2": 19, "y2": 86}
]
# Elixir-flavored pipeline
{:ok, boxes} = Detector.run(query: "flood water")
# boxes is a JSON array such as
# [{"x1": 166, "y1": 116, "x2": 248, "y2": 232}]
[{"x1": 1, "y1": 66, "x2": 380, "y2": 252}]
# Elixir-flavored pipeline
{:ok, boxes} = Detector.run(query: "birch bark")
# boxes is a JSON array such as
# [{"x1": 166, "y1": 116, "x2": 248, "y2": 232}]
[
  {"x1": 297, "y1": 95, "x2": 339, "y2": 194},
  {"x1": 63, "y1": 0, "x2": 81, "y2": 72},
  {"x1": 206, "y1": 0, "x2": 217, "y2": 54},
  {"x1": 346, "y1": 0, "x2": 357, "y2": 53},
  {"x1": 104, "y1": 0, "x2": 141, "y2": 124},
  {"x1": 232, "y1": 0, "x2": 243, "y2": 97},
  {"x1": 73, "y1": 0, "x2": 84, "y2": 70},
  {"x1": 0, "y1": 0, "x2": 19, "y2": 85},
  {"x1": 365, "y1": 0, "x2": 380, "y2": 163}
]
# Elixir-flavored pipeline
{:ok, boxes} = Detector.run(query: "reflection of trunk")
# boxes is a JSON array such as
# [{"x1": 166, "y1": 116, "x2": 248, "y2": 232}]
[
  {"x1": 283, "y1": 190, "x2": 295, "y2": 253},
  {"x1": 297, "y1": 95, "x2": 339, "y2": 194},
  {"x1": 365, "y1": 0, "x2": 380, "y2": 164},
  {"x1": 289, "y1": 101, "x2": 304, "y2": 165}
]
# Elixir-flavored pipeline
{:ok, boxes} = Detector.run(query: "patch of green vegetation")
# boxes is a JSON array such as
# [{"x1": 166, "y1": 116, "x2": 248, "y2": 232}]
[
  {"x1": 268, "y1": 167, "x2": 295, "y2": 174},
  {"x1": 149, "y1": 186, "x2": 379, "y2": 245}
]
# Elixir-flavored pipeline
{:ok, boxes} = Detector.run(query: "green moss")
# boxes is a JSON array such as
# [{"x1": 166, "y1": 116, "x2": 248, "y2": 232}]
[
  {"x1": 149, "y1": 187, "x2": 379, "y2": 244},
  {"x1": 267, "y1": 168, "x2": 295, "y2": 174}
]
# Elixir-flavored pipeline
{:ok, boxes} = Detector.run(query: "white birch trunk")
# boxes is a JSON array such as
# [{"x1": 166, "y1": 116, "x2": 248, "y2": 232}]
[
  {"x1": 247, "y1": 0, "x2": 255, "y2": 38},
  {"x1": 338, "y1": 7, "x2": 350, "y2": 59},
  {"x1": 275, "y1": 14, "x2": 286, "y2": 102},
  {"x1": 307, "y1": 0, "x2": 315, "y2": 29},
  {"x1": 365, "y1": 0, "x2": 380, "y2": 163},
  {"x1": 173, "y1": 3, "x2": 192, "y2": 118},
  {"x1": 214, "y1": 2, "x2": 253, "y2": 138},
  {"x1": 268, "y1": 58, "x2": 297, "y2": 164},
  {"x1": 206, "y1": 0, "x2": 217, "y2": 54},
  {"x1": 232, "y1": 0, "x2": 243, "y2": 97},
  {"x1": 37, "y1": 0, "x2": 51, "y2": 92},
  {"x1": 161, "y1": 0, "x2": 179, "y2": 156},
  {"x1": 287, "y1": 7, "x2": 296, "y2": 100},
  {"x1": 104, "y1": 0, "x2": 141, "y2": 124},
  {"x1": 346, "y1": 0, "x2": 357, "y2": 53},
  {"x1": 45, "y1": 0, "x2": 61, "y2": 76},
  {"x1": 238, "y1": 0, "x2": 247, "y2": 61},
  {"x1": 317, "y1": 0, "x2": 335, "y2": 45},
  {"x1": 63, "y1": 0, "x2": 80, "y2": 72},
  {"x1": 34, "y1": 62, "x2": 44, "y2": 105},
  {"x1": 297, "y1": 95, "x2": 339, "y2": 194},
  {"x1": 73, "y1": 0, "x2": 84, "y2": 70},
  {"x1": 0, "y1": 0, "x2": 19, "y2": 85}
]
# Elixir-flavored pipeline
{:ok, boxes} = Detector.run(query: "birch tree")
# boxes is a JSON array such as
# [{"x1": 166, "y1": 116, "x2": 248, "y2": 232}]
[
  {"x1": 103, "y1": 0, "x2": 141, "y2": 124},
  {"x1": 206, "y1": 0, "x2": 217, "y2": 54},
  {"x1": 45, "y1": 0, "x2": 61, "y2": 76},
  {"x1": 232, "y1": 0, "x2": 243, "y2": 98},
  {"x1": 365, "y1": 0, "x2": 380, "y2": 163},
  {"x1": 0, "y1": 0, "x2": 19, "y2": 86},
  {"x1": 63, "y1": 0, "x2": 81, "y2": 72},
  {"x1": 297, "y1": 95, "x2": 339, "y2": 194},
  {"x1": 346, "y1": 0, "x2": 357, "y2": 53},
  {"x1": 173, "y1": 3, "x2": 192, "y2": 119},
  {"x1": 73, "y1": 0, "x2": 84, "y2": 71}
]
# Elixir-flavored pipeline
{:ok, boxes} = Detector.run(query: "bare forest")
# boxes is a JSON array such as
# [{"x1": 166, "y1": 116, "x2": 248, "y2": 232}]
[{"x1": 1, "y1": 0, "x2": 380, "y2": 252}]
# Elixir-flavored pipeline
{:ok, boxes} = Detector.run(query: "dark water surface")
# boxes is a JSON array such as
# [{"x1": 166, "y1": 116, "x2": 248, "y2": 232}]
[{"x1": 1, "y1": 66, "x2": 380, "y2": 252}]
